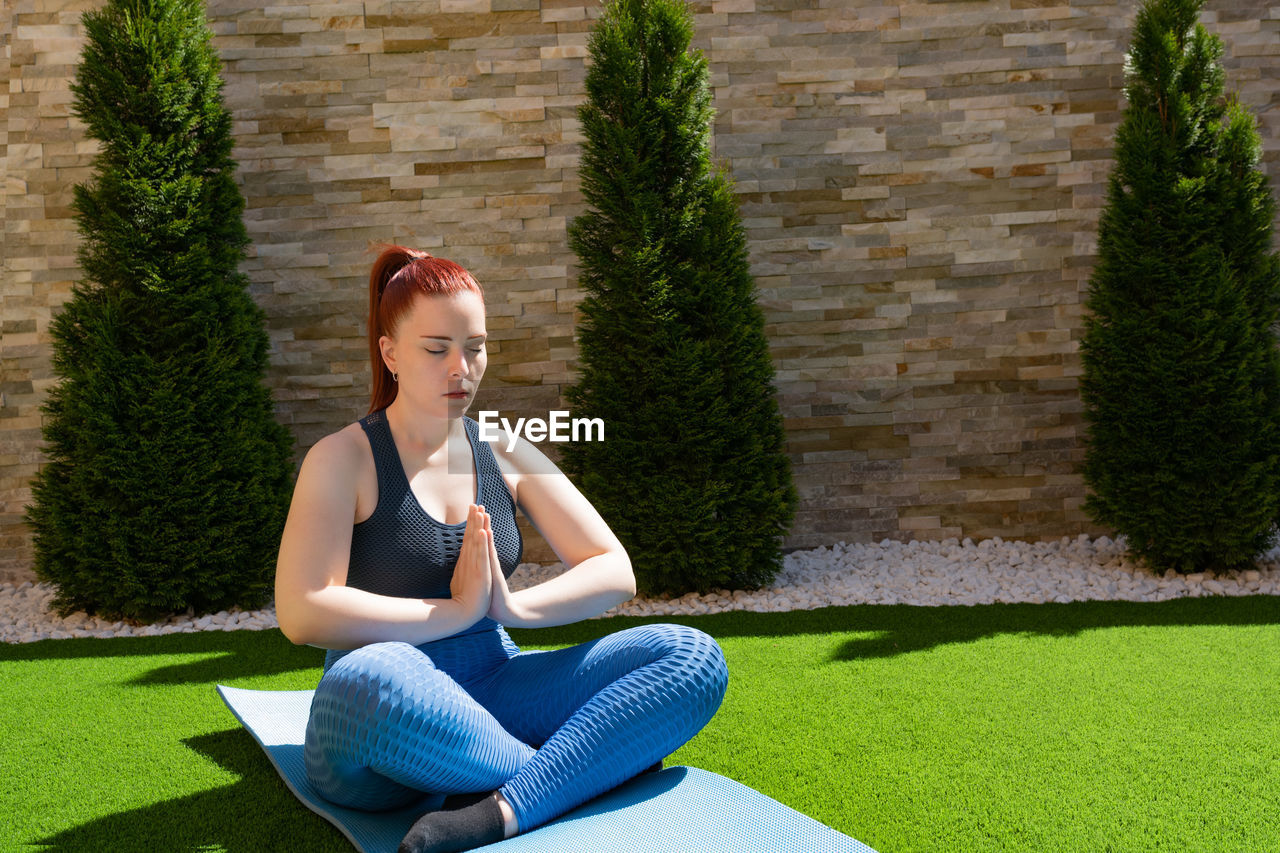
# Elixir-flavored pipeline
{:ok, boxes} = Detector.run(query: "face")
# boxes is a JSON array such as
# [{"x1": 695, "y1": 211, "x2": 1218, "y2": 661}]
[{"x1": 380, "y1": 290, "x2": 487, "y2": 419}]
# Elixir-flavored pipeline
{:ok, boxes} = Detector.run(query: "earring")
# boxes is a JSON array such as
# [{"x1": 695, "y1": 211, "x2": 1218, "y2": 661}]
[{"x1": 392, "y1": 371, "x2": 398, "y2": 382}]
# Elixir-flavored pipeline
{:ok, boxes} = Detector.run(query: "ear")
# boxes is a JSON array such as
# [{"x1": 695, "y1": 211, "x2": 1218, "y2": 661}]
[{"x1": 378, "y1": 334, "x2": 397, "y2": 374}]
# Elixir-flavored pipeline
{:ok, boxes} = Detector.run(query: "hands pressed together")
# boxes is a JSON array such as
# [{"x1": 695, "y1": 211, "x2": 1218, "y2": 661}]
[
  {"x1": 450, "y1": 504, "x2": 522, "y2": 626},
  {"x1": 443, "y1": 501, "x2": 635, "y2": 634}
]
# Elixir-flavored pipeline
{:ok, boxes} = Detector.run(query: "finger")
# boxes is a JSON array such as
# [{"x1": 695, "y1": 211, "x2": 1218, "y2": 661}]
[
  {"x1": 484, "y1": 513, "x2": 502, "y2": 573},
  {"x1": 483, "y1": 514, "x2": 497, "y2": 582},
  {"x1": 466, "y1": 505, "x2": 484, "y2": 541},
  {"x1": 461, "y1": 507, "x2": 485, "y2": 564},
  {"x1": 486, "y1": 512, "x2": 498, "y2": 552},
  {"x1": 477, "y1": 511, "x2": 491, "y2": 561},
  {"x1": 462, "y1": 506, "x2": 485, "y2": 562},
  {"x1": 461, "y1": 505, "x2": 478, "y2": 549}
]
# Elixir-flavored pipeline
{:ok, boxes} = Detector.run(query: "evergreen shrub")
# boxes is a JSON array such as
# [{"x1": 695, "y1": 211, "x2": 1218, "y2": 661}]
[
  {"x1": 560, "y1": 0, "x2": 797, "y2": 596},
  {"x1": 1079, "y1": 0, "x2": 1280, "y2": 573},
  {"x1": 23, "y1": 0, "x2": 296, "y2": 622}
]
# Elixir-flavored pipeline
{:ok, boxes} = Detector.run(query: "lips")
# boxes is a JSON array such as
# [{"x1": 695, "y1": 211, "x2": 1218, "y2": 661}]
[{"x1": 444, "y1": 390, "x2": 468, "y2": 398}]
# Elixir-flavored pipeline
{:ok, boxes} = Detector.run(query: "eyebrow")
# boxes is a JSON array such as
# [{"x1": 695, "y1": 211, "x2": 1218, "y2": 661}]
[{"x1": 420, "y1": 334, "x2": 487, "y2": 341}]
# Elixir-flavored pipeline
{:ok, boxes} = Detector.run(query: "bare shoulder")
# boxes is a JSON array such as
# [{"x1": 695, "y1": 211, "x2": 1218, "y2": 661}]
[
  {"x1": 482, "y1": 425, "x2": 560, "y2": 499},
  {"x1": 327, "y1": 420, "x2": 381, "y2": 513},
  {"x1": 308, "y1": 422, "x2": 367, "y2": 474}
]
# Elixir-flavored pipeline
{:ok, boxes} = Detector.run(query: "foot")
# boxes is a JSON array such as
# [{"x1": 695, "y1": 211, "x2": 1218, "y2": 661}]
[{"x1": 399, "y1": 794, "x2": 504, "y2": 853}]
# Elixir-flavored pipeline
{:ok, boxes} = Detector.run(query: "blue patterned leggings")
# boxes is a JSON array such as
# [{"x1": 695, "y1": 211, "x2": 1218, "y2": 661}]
[{"x1": 303, "y1": 622, "x2": 728, "y2": 832}]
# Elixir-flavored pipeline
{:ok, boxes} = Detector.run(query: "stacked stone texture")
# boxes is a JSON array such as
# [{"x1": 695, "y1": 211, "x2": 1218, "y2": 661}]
[{"x1": 2, "y1": 0, "x2": 1278, "y2": 582}]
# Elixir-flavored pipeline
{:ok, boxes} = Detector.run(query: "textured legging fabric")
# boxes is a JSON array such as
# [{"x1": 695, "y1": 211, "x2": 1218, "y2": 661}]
[{"x1": 303, "y1": 622, "x2": 728, "y2": 832}]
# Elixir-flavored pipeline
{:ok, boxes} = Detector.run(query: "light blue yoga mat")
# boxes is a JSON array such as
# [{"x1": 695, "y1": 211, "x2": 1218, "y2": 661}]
[{"x1": 217, "y1": 685, "x2": 877, "y2": 853}]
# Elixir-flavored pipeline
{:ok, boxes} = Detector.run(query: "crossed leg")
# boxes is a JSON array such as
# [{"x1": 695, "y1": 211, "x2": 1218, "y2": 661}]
[
  {"x1": 470, "y1": 622, "x2": 729, "y2": 831},
  {"x1": 303, "y1": 623, "x2": 728, "y2": 850},
  {"x1": 303, "y1": 640, "x2": 536, "y2": 811}
]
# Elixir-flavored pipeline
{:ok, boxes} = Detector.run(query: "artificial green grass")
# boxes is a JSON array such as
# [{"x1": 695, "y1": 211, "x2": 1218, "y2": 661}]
[{"x1": 3, "y1": 597, "x2": 1280, "y2": 851}]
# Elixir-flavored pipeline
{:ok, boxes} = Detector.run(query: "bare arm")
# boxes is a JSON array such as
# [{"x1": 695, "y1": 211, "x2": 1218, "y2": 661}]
[
  {"x1": 485, "y1": 432, "x2": 636, "y2": 629},
  {"x1": 274, "y1": 434, "x2": 492, "y2": 649}
]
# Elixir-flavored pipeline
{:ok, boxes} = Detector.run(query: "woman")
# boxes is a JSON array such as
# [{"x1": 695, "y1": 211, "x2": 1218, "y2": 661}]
[{"x1": 275, "y1": 245, "x2": 729, "y2": 853}]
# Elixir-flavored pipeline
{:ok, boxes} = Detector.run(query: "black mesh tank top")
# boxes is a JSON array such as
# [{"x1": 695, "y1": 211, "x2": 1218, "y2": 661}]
[
  {"x1": 318, "y1": 410, "x2": 522, "y2": 668},
  {"x1": 346, "y1": 409, "x2": 522, "y2": 600}
]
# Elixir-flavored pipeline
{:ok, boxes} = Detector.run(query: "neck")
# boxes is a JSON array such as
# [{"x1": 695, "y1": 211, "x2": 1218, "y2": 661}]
[{"x1": 383, "y1": 399, "x2": 466, "y2": 456}]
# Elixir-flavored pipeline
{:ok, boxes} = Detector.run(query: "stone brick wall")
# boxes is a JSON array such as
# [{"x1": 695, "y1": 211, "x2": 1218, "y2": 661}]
[{"x1": 3, "y1": 0, "x2": 1278, "y2": 583}]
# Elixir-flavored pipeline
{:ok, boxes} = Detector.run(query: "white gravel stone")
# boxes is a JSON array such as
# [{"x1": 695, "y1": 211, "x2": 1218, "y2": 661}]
[{"x1": 4, "y1": 536, "x2": 1280, "y2": 644}]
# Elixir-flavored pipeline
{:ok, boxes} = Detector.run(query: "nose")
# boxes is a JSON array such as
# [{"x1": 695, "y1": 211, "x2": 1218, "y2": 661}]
[{"x1": 445, "y1": 348, "x2": 471, "y2": 378}]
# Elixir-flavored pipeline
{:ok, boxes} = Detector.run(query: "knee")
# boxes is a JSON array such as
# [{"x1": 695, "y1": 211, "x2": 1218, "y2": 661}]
[
  {"x1": 647, "y1": 623, "x2": 728, "y2": 704},
  {"x1": 314, "y1": 641, "x2": 428, "y2": 707},
  {"x1": 329, "y1": 641, "x2": 422, "y2": 676}
]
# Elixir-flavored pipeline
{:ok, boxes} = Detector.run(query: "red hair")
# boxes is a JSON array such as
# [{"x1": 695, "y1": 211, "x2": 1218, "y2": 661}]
[{"x1": 366, "y1": 244, "x2": 485, "y2": 415}]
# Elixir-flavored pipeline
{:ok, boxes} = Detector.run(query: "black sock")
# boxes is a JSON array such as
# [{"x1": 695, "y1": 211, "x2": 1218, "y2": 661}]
[{"x1": 398, "y1": 795, "x2": 504, "y2": 853}]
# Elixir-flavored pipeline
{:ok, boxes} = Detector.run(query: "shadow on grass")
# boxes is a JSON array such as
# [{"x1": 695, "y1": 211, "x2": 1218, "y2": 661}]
[
  {"x1": 509, "y1": 594, "x2": 1280, "y2": 661},
  {"x1": 29, "y1": 729, "x2": 351, "y2": 853},
  {"x1": 0, "y1": 627, "x2": 326, "y2": 686},
  {"x1": 4, "y1": 596, "x2": 1278, "y2": 684}
]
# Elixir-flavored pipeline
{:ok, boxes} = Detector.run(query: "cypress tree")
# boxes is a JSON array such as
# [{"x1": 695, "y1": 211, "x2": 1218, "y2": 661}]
[
  {"x1": 561, "y1": 0, "x2": 796, "y2": 595},
  {"x1": 1079, "y1": 0, "x2": 1280, "y2": 573},
  {"x1": 23, "y1": 0, "x2": 296, "y2": 622}
]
